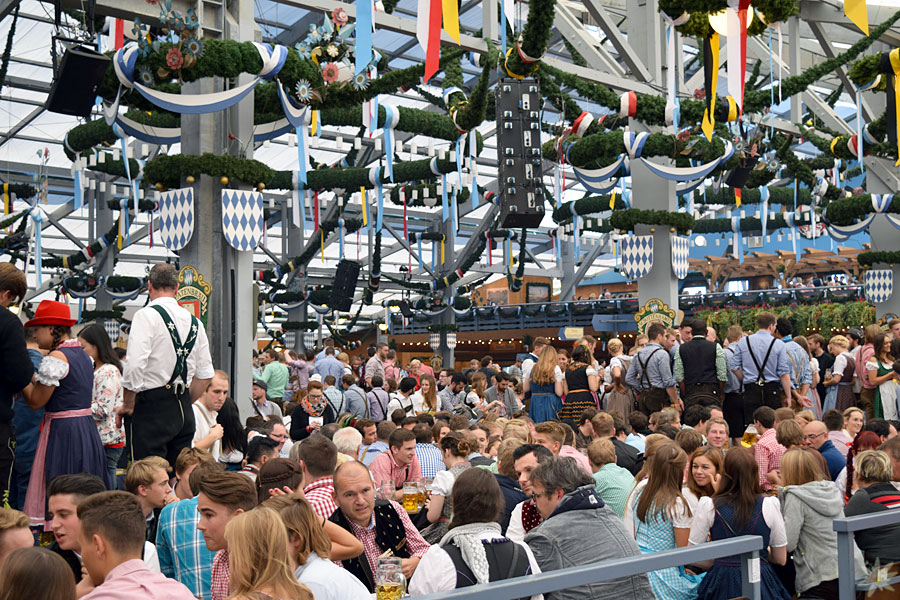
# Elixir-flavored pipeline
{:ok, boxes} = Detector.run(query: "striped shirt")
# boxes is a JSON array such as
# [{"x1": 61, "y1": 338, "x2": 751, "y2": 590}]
[{"x1": 415, "y1": 443, "x2": 446, "y2": 480}]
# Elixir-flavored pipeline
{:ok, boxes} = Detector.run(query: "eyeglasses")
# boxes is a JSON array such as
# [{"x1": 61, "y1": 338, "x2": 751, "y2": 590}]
[
  {"x1": 308, "y1": 394, "x2": 324, "y2": 400},
  {"x1": 802, "y1": 433, "x2": 824, "y2": 440},
  {"x1": 530, "y1": 491, "x2": 550, "y2": 502}
]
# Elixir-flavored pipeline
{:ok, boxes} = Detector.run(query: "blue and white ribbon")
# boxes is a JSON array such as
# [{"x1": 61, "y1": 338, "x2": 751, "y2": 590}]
[
  {"x1": 275, "y1": 81, "x2": 310, "y2": 188},
  {"x1": 469, "y1": 130, "x2": 478, "y2": 208},
  {"x1": 338, "y1": 217, "x2": 345, "y2": 259},
  {"x1": 640, "y1": 141, "x2": 734, "y2": 182},
  {"x1": 784, "y1": 211, "x2": 800, "y2": 262},
  {"x1": 356, "y1": 0, "x2": 373, "y2": 75},
  {"x1": 571, "y1": 155, "x2": 626, "y2": 194},
  {"x1": 30, "y1": 205, "x2": 43, "y2": 286},
  {"x1": 291, "y1": 171, "x2": 302, "y2": 229},
  {"x1": 369, "y1": 166, "x2": 384, "y2": 232},
  {"x1": 661, "y1": 12, "x2": 689, "y2": 129},
  {"x1": 455, "y1": 135, "x2": 464, "y2": 206},
  {"x1": 113, "y1": 42, "x2": 286, "y2": 114},
  {"x1": 760, "y1": 185, "x2": 769, "y2": 239},
  {"x1": 571, "y1": 201, "x2": 581, "y2": 257},
  {"x1": 623, "y1": 130, "x2": 650, "y2": 160},
  {"x1": 731, "y1": 216, "x2": 742, "y2": 264},
  {"x1": 417, "y1": 234, "x2": 423, "y2": 270},
  {"x1": 380, "y1": 105, "x2": 400, "y2": 182},
  {"x1": 73, "y1": 155, "x2": 84, "y2": 211}
]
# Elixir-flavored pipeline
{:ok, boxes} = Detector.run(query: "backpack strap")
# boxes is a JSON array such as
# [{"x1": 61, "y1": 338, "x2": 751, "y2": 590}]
[{"x1": 150, "y1": 304, "x2": 199, "y2": 385}]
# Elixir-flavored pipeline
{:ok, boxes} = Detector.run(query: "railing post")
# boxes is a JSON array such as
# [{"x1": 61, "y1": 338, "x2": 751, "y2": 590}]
[
  {"x1": 740, "y1": 549, "x2": 761, "y2": 600},
  {"x1": 836, "y1": 530, "x2": 857, "y2": 600}
]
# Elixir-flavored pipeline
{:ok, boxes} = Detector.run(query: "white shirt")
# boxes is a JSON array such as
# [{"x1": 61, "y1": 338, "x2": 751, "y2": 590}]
[
  {"x1": 122, "y1": 297, "x2": 214, "y2": 392},
  {"x1": 191, "y1": 401, "x2": 220, "y2": 461},
  {"x1": 408, "y1": 528, "x2": 543, "y2": 600},
  {"x1": 387, "y1": 392, "x2": 418, "y2": 416},
  {"x1": 688, "y1": 495, "x2": 787, "y2": 547},
  {"x1": 143, "y1": 541, "x2": 160, "y2": 573},
  {"x1": 294, "y1": 552, "x2": 369, "y2": 600},
  {"x1": 623, "y1": 478, "x2": 648, "y2": 538},
  {"x1": 506, "y1": 501, "x2": 527, "y2": 543}
]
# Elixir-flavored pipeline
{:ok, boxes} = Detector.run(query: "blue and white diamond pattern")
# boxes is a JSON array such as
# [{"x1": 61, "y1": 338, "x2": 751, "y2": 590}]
[
  {"x1": 222, "y1": 190, "x2": 265, "y2": 252},
  {"x1": 671, "y1": 236, "x2": 690, "y2": 280},
  {"x1": 621, "y1": 235, "x2": 653, "y2": 280},
  {"x1": 158, "y1": 188, "x2": 194, "y2": 251},
  {"x1": 104, "y1": 319, "x2": 120, "y2": 342},
  {"x1": 865, "y1": 269, "x2": 893, "y2": 304}
]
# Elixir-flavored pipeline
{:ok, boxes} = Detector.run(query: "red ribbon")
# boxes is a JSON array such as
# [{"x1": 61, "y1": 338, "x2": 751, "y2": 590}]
[{"x1": 424, "y1": 0, "x2": 442, "y2": 82}]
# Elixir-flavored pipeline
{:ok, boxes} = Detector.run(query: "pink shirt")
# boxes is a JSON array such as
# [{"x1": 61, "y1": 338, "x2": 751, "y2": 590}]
[
  {"x1": 755, "y1": 428, "x2": 786, "y2": 491},
  {"x1": 369, "y1": 450, "x2": 422, "y2": 489},
  {"x1": 82, "y1": 559, "x2": 195, "y2": 600},
  {"x1": 856, "y1": 344, "x2": 876, "y2": 389},
  {"x1": 559, "y1": 445, "x2": 593, "y2": 476}
]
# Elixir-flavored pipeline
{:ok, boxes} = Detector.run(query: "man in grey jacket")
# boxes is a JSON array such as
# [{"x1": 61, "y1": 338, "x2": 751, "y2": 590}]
[
  {"x1": 525, "y1": 457, "x2": 654, "y2": 600},
  {"x1": 484, "y1": 372, "x2": 519, "y2": 416}
]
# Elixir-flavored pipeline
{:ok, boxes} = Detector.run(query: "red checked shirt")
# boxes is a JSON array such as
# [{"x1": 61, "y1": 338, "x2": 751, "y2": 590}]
[
  {"x1": 304, "y1": 476, "x2": 338, "y2": 519},
  {"x1": 210, "y1": 549, "x2": 230, "y2": 600},
  {"x1": 342, "y1": 500, "x2": 430, "y2": 574},
  {"x1": 755, "y1": 428, "x2": 786, "y2": 491},
  {"x1": 369, "y1": 451, "x2": 422, "y2": 490}
]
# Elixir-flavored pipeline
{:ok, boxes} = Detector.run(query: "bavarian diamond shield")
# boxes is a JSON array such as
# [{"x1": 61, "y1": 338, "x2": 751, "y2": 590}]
[
  {"x1": 671, "y1": 236, "x2": 690, "y2": 280},
  {"x1": 222, "y1": 190, "x2": 264, "y2": 252},
  {"x1": 621, "y1": 235, "x2": 653, "y2": 280},
  {"x1": 158, "y1": 187, "x2": 194, "y2": 251},
  {"x1": 865, "y1": 269, "x2": 893, "y2": 304}
]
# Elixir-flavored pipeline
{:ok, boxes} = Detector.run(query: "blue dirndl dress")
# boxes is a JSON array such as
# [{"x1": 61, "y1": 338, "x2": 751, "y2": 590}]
[
  {"x1": 528, "y1": 380, "x2": 562, "y2": 423},
  {"x1": 696, "y1": 497, "x2": 791, "y2": 600},
  {"x1": 632, "y1": 491, "x2": 703, "y2": 599}
]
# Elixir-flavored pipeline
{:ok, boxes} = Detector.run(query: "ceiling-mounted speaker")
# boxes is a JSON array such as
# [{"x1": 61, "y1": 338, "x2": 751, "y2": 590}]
[{"x1": 46, "y1": 45, "x2": 111, "y2": 118}]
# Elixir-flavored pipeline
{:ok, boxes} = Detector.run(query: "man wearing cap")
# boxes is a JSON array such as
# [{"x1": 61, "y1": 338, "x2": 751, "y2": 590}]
[
  {"x1": 120, "y1": 264, "x2": 214, "y2": 465},
  {"x1": 250, "y1": 379, "x2": 282, "y2": 419},
  {"x1": 0, "y1": 264, "x2": 35, "y2": 506}
]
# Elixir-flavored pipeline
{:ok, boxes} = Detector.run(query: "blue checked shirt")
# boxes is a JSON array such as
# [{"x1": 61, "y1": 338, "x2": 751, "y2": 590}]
[
  {"x1": 783, "y1": 340, "x2": 813, "y2": 389},
  {"x1": 155, "y1": 496, "x2": 214, "y2": 600},
  {"x1": 415, "y1": 443, "x2": 446, "y2": 479}
]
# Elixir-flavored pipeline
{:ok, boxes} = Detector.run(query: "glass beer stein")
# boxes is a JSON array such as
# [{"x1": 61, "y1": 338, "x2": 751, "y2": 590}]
[
  {"x1": 375, "y1": 556, "x2": 406, "y2": 600},
  {"x1": 402, "y1": 482, "x2": 418, "y2": 512}
]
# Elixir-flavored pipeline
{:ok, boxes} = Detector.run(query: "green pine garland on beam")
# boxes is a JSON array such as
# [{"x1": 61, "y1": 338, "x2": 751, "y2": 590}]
[{"x1": 858, "y1": 251, "x2": 900, "y2": 268}]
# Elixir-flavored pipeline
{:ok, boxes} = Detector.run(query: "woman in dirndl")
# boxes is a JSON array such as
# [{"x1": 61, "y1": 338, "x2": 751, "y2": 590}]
[{"x1": 23, "y1": 300, "x2": 111, "y2": 528}]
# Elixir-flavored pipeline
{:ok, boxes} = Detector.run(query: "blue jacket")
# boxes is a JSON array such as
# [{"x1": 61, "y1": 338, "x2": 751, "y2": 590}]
[{"x1": 818, "y1": 440, "x2": 845, "y2": 481}]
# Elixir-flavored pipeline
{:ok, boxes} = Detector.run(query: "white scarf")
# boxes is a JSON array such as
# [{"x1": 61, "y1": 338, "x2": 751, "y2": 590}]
[{"x1": 438, "y1": 522, "x2": 503, "y2": 585}]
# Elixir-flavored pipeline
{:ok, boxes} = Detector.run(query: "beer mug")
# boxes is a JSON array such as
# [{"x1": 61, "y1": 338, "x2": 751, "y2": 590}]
[
  {"x1": 416, "y1": 479, "x2": 426, "y2": 509},
  {"x1": 741, "y1": 425, "x2": 759, "y2": 447},
  {"x1": 402, "y1": 482, "x2": 418, "y2": 512},
  {"x1": 379, "y1": 480, "x2": 395, "y2": 501},
  {"x1": 376, "y1": 557, "x2": 405, "y2": 600}
]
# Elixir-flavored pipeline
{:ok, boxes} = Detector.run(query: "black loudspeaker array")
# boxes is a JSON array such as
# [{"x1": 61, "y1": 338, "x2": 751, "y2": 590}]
[
  {"x1": 329, "y1": 259, "x2": 362, "y2": 312},
  {"x1": 496, "y1": 79, "x2": 545, "y2": 229},
  {"x1": 46, "y1": 46, "x2": 111, "y2": 118}
]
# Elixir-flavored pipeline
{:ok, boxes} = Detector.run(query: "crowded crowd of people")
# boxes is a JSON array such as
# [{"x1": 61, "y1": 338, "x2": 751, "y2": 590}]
[{"x1": 2, "y1": 261, "x2": 900, "y2": 599}]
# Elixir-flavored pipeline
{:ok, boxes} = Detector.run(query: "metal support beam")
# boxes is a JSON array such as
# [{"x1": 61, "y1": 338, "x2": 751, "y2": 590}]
[
  {"x1": 554, "y1": 4, "x2": 625, "y2": 76},
  {"x1": 559, "y1": 242, "x2": 604, "y2": 301},
  {"x1": 381, "y1": 220, "x2": 439, "y2": 279},
  {"x1": 581, "y1": 0, "x2": 652, "y2": 82},
  {"x1": 806, "y1": 20, "x2": 875, "y2": 123},
  {"x1": 788, "y1": 16, "x2": 802, "y2": 123},
  {"x1": 0, "y1": 105, "x2": 45, "y2": 149}
]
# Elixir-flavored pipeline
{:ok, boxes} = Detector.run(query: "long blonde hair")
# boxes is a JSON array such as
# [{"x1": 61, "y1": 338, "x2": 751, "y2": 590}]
[
  {"x1": 420, "y1": 374, "x2": 438, "y2": 412},
  {"x1": 470, "y1": 372, "x2": 487, "y2": 399},
  {"x1": 531, "y1": 345, "x2": 559, "y2": 386},
  {"x1": 264, "y1": 494, "x2": 331, "y2": 566},
  {"x1": 224, "y1": 508, "x2": 314, "y2": 600}
]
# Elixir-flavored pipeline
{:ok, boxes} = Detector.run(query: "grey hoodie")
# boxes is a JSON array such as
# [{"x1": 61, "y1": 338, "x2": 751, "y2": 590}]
[{"x1": 781, "y1": 480, "x2": 867, "y2": 593}]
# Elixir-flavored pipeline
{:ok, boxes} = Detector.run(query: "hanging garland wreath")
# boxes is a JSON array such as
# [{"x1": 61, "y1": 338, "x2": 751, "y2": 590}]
[
  {"x1": 609, "y1": 210, "x2": 695, "y2": 233},
  {"x1": 858, "y1": 251, "x2": 900, "y2": 268},
  {"x1": 658, "y1": 0, "x2": 797, "y2": 39}
]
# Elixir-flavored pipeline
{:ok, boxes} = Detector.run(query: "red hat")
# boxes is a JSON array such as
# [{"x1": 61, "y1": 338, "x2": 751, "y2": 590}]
[{"x1": 24, "y1": 300, "x2": 76, "y2": 328}]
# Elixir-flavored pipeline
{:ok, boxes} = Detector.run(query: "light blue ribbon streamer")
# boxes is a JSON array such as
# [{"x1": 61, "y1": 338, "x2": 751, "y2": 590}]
[
  {"x1": 417, "y1": 235, "x2": 423, "y2": 270},
  {"x1": 382, "y1": 105, "x2": 399, "y2": 182},
  {"x1": 785, "y1": 212, "x2": 800, "y2": 262},
  {"x1": 731, "y1": 216, "x2": 743, "y2": 264},
  {"x1": 501, "y1": 3, "x2": 507, "y2": 56},
  {"x1": 441, "y1": 174, "x2": 449, "y2": 221},
  {"x1": 338, "y1": 217, "x2": 345, "y2": 259},
  {"x1": 760, "y1": 185, "x2": 769, "y2": 239},
  {"x1": 469, "y1": 130, "x2": 478, "y2": 208},
  {"x1": 111, "y1": 123, "x2": 136, "y2": 212},
  {"x1": 767, "y1": 28, "x2": 775, "y2": 138},
  {"x1": 356, "y1": 0, "x2": 373, "y2": 75},
  {"x1": 73, "y1": 158, "x2": 83, "y2": 211},
  {"x1": 370, "y1": 166, "x2": 384, "y2": 232},
  {"x1": 455, "y1": 135, "x2": 464, "y2": 205},
  {"x1": 31, "y1": 206, "x2": 43, "y2": 286},
  {"x1": 121, "y1": 198, "x2": 130, "y2": 246}
]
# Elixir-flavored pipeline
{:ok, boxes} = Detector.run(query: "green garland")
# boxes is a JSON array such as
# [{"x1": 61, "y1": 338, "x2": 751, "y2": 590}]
[
  {"x1": 608, "y1": 210, "x2": 695, "y2": 233},
  {"x1": 697, "y1": 301, "x2": 874, "y2": 339},
  {"x1": 43, "y1": 221, "x2": 122, "y2": 269},
  {"x1": 658, "y1": 0, "x2": 797, "y2": 39},
  {"x1": 105, "y1": 275, "x2": 144, "y2": 291},
  {"x1": 388, "y1": 183, "x2": 472, "y2": 207},
  {"x1": 427, "y1": 323, "x2": 459, "y2": 332},
  {"x1": 825, "y1": 194, "x2": 900, "y2": 226},
  {"x1": 0, "y1": 182, "x2": 37, "y2": 201},
  {"x1": 858, "y1": 251, "x2": 900, "y2": 268},
  {"x1": 0, "y1": 6, "x2": 18, "y2": 96},
  {"x1": 81, "y1": 307, "x2": 130, "y2": 325},
  {"x1": 501, "y1": 0, "x2": 556, "y2": 79},
  {"x1": 552, "y1": 195, "x2": 649, "y2": 223},
  {"x1": 690, "y1": 185, "x2": 813, "y2": 207},
  {"x1": 281, "y1": 320, "x2": 321, "y2": 331}
]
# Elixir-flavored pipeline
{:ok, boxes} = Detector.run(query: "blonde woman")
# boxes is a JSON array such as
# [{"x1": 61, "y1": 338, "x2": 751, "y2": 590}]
[
  {"x1": 411, "y1": 374, "x2": 439, "y2": 414},
  {"x1": 264, "y1": 494, "x2": 370, "y2": 600},
  {"x1": 526, "y1": 345, "x2": 563, "y2": 423},
  {"x1": 842, "y1": 407, "x2": 864, "y2": 440},
  {"x1": 336, "y1": 352, "x2": 352, "y2": 376},
  {"x1": 603, "y1": 338, "x2": 634, "y2": 420},
  {"x1": 224, "y1": 507, "x2": 313, "y2": 600},
  {"x1": 822, "y1": 335, "x2": 855, "y2": 412}
]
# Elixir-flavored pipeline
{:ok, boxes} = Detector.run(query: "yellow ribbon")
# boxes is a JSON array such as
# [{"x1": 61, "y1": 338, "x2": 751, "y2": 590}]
[
  {"x1": 725, "y1": 96, "x2": 738, "y2": 122},
  {"x1": 311, "y1": 110, "x2": 319, "y2": 136},
  {"x1": 360, "y1": 186, "x2": 368, "y2": 226},
  {"x1": 62, "y1": 256, "x2": 69, "y2": 270},
  {"x1": 701, "y1": 33, "x2": 720, "y2": 142},
  {"x1": 830, "y1": 137, "x2": 840, "y2": 156},
  {"x1": 440, "y1": 236, "x2": 445, "y2": 264},
  {"x1": 320, "y1": 229, "x2": 325, "y2": 262},
  {"x1": 609, "y1": 190, "x2": 616, "y2": 211},
  {"x1": 504, "y1": 48, "x2": 527, "y2": 80},
  {"x1": 892, "y1": 49, "x2": 900, "y2": 166},
  {"x1": 441, "y1": 0, "x2": 460, "y2": 44},
  {"x1": 2, "y1": 183, "x2": 8, "y2": 216}
]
